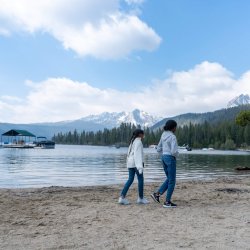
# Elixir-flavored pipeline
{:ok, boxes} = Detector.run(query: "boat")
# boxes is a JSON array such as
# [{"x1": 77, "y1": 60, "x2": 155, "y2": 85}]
[
  {"x1": 33, "y1": 137, "x2": 55, "y2": 149},
  {"x1": 235, "y1": 167, "x2": 250, "y2": 171},
  {"x1": 202, "y1": 147, "x2": 214, "y2": 151},
  {"x1": 178, "y1": 144, "x2": 192, "y2": 151},
  {"x1": 3, "y1": 143, "x2": 35, "y2": 149},
  {"x1": 109, "y1": 144, "x2": 121, "y2": 149}
]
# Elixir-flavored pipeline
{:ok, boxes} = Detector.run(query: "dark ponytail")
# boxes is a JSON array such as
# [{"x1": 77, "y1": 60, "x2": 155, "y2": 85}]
[{"x1": 129, "y1": 129, "x2": 144, "y2": 145}]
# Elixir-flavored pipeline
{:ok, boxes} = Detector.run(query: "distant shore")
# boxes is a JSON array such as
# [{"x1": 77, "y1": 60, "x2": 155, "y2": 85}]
[{"x1": 0, "y1": 176, "x2": 250, "y2": 250}]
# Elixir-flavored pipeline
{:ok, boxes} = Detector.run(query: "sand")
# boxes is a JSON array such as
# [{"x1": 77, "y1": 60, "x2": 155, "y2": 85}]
[{"x1": 0, "y1": 177, "x2": 250, "y2": 250}]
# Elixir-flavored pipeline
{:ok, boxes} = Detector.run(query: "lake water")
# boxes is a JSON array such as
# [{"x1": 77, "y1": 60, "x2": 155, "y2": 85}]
[{"x1": 0, "y1": 145, "x2": 249, "y2": 188}]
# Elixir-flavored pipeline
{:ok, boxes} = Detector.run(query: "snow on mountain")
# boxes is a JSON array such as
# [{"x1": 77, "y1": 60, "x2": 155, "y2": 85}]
[
  {"x1": 81, "y1": 109, "x2": 162, "y2": 128},
  {"x1": 227, "y1": 94, "x2": 250, "y2": 108}
]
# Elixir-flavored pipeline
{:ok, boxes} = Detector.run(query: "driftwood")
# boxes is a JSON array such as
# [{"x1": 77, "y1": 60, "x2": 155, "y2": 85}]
[{"x1": 235, "y1": 167, "x2": 250, "y2": 171}]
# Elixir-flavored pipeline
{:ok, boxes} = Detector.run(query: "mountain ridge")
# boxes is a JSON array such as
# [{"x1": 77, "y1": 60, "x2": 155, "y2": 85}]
[
  {"x1": 0, "y1": 109, "x2": 161, "y2": 139},
  {"x1": 80, "y1": 109, "x2": 161, "y2": 128},
  {"x1": 227, "y1": 94, "x2": 250, "y2": 108},
  {"x1": 152, "y1": 104, "x2": 250, "y2": 131}
]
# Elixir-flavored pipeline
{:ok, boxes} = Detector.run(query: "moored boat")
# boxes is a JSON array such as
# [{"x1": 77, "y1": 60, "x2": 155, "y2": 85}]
[
  {"x1": 178, "y1": 144, "x2": 192, "y2": 151},
  {"x1": 34, "y1": 137, "x2": 55, "y2": 149},
  {"x1": 235, "y1": 166, "x2": 250, "y2": 171}
]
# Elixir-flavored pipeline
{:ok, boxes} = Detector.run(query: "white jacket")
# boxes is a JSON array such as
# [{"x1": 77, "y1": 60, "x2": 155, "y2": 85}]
[
  {"x1": 157, "y1": 131, "x2": 179, "y2": 157},
  {"x1": 126, "y1": 138, "x2": 144, "y2": 171}
]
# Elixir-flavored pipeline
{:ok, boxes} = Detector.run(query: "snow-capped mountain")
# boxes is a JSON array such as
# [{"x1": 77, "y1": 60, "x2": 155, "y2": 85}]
[
  {"x1": 81, "y1": 109, "x2": 162, "y2": 128},
  {"x1": 0, "y1": 110, "x2": 162, "y2": 138},
  {"x1": 227, "y1": 94, "x2": 250, "y2": 108}
]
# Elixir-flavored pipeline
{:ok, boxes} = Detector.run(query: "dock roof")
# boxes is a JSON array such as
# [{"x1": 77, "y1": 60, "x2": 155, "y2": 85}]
[{"x1": 2, "y1": 129, "x2": 36, "y2": 137}]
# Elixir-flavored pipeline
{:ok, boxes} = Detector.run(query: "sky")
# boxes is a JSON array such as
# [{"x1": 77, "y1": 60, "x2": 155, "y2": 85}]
[{"x1": 0, "y1": 0, "x2": 250, "y2": 123}]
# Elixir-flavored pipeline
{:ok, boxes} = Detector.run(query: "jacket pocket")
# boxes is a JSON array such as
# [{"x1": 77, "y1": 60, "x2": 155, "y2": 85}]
[{"x1": 127, "y1": 154, "x2": 135, "y2": 167}]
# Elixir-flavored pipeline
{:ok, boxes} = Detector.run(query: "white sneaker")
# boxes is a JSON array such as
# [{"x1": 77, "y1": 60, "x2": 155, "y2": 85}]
[
  {"x1": 118, "y1": 197, "x2": 130, "y2": 205},
  {"x1": 137, "y1": 197, "x2": 149, "y2": 204}
]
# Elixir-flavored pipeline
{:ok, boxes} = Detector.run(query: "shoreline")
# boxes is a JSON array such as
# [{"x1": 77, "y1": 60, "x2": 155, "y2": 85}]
[
  {"x1": 1, "y1": 174, "x2": 250, "y2": 190},
  {"x1": 1, "y1": 176, "x2": 250, "y2": 249}
]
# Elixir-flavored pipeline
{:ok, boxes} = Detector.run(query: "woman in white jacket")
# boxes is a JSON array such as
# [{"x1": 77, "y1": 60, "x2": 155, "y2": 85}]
[{"x1": 118, "y1": 129, "x2": 149, "y2": 205}]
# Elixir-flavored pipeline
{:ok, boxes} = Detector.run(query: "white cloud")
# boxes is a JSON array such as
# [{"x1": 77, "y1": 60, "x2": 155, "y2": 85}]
[
  {"x1": 125, "y1": 0, "x2": 145, "y2": 5},
  {"x1": 0, "y1": 62, "x2": 249, "y2": 123},
  {"x1": 0, "y1": 0, "x2": 161, "y2": 59}
]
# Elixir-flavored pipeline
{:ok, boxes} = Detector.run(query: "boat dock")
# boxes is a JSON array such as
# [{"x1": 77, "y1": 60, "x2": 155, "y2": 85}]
[{"x1": 1, "y1": 129, "x2": 55, "y2": 149}]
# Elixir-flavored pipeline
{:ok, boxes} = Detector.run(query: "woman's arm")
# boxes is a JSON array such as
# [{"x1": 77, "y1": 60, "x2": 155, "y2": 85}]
[
  {"x1": 171, "y1": 135, "x2": 179, "y2": 157},
  {"x1": 134, "y1": 140, "x2": 144, "y2": 173},
  {"x1": 156, "y1": 137, "x2": 163, "y2": 153}
]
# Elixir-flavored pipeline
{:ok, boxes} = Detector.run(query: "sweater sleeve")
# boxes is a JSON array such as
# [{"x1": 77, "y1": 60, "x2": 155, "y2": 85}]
[
  {"x1": 171, "y1": 135, "x2": 179, "y2": 157},
  {"x1": 156, "y1": 136, "x2": 163, "y2": 153},
  {"x1": 133, "y1": 140, "x2": 144, "y2": 170}
]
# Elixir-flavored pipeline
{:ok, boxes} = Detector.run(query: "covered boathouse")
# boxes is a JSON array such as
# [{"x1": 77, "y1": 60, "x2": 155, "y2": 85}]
[{"x1": 1, "y1": 129, "x2": 36, "y2": 148}]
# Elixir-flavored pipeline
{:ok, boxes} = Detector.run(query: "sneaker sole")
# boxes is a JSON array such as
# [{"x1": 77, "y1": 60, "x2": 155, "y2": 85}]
[
  {"x1": 163, "y1": 205, "x2": 177, "y2": 208},
  {"x1": 137, "y1": 201, "x2": 150, "y2": 204},
  {"x1": 150, "y1": 194, "x2": 160, "y2": 204}
]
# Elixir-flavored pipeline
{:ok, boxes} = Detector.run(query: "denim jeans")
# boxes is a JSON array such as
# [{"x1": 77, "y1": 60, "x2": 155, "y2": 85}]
[
  {"x1": 121, "y1": 168, "x2": 144, "y2": 199},
  {"x1": 157, "y1": 155, "x2": 176, "y2": 202}
]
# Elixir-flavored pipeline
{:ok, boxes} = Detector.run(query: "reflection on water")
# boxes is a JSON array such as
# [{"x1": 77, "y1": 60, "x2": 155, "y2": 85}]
[{"x1": 0, "y1": 145, "x2": 249, "y2": 188}]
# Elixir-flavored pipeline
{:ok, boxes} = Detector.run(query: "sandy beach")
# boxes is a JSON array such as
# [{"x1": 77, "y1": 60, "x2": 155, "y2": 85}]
[{"x1": 0, "y1": 177, "x2": 250, "y2": 250}]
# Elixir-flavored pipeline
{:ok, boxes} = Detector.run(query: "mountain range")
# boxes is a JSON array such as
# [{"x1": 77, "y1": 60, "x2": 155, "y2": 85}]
[
  {"x1": 152, "y1": 104, "x2": 250, "y2": 131},
  {"x1": 0, "y1": 109, "x2": 161, "y2": 139},
  {"x1": 1, "y1": 94, "x2": 249, "y2": 139},
  {"x1": 152, "y1": 93, "x2": 250, "y2": 130},
  {"x1": 80, "y1": 109, "x2": 161, "y2": 128}
]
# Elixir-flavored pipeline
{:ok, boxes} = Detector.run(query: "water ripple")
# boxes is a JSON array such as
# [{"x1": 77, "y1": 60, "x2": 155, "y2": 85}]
[{"x1": 0, "y1": 145, "x2": 249, "y2": 188}]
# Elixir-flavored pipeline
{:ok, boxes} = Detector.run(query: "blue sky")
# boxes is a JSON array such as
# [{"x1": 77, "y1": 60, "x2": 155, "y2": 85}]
[{"x1": 0, "y1": 0, "x2": 250, "y2": 123}]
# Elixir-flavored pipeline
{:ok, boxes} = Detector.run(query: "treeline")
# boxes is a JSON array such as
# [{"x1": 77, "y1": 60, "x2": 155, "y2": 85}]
[
  {"x1": 52, "y1": 123, "x2": 160, "y2": 147},
  {"x1": 176, "y1": 121, "x2": 250, "y2": 149},
  {"x1": 52, "y1": 121, "x2": 250, "y2": 149}
]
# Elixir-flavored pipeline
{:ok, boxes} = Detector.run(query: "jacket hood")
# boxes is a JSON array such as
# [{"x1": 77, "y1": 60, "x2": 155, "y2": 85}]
[{"x1": 161, "y1": 131, "x2": 174, "y2": 141}]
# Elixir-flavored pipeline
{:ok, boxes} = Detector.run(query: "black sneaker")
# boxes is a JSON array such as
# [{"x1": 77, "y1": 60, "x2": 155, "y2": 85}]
[
  {"x1": 163, "y1": 201, "x2": 177, "y2": 208},
  {"x1": 150, "y1": 193, "x2": 160, "y2": 204}
]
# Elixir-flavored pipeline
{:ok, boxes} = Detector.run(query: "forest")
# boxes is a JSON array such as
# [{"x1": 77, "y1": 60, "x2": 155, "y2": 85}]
[{"x1": 52, "y1": 120, "x2": 250, "y2": 150}]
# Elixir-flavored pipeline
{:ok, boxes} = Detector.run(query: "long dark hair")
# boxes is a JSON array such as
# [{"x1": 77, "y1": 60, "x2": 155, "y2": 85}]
[
  {"x1": 164, "y1": 120, "x2": 177, "y2": 131},
  {"x1": 129, "y1": 129, "x2": 144, "y2": 145}
]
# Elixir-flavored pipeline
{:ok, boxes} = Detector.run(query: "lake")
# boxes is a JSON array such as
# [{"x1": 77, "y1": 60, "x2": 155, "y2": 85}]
[{"x1": 0, "y1": 145, "x2": 249, "y2": 188}]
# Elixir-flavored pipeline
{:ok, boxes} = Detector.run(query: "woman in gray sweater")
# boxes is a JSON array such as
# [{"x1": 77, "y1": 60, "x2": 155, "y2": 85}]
[{"x1": 151, "y1": 120, "x2": 179, "y2": 208}]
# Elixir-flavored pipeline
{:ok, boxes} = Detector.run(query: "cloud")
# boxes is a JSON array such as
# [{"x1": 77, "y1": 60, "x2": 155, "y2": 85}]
[
  {"x1": 0, "y1": 0, "x2": 161, "y2": 59},
  {"x1": 0, "y1": 62, "x2": 249, "y2": 123},
  {"x1": 125, "y1": 0, "x2": 145, "y2": 5}
]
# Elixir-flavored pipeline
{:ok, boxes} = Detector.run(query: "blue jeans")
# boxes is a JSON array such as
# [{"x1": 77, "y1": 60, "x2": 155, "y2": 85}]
[
  {"x1": 121, "y1": 168, "x2": 144, "y2": 199},
  {"x1": 157, "y1": 155, "x2": 176, "y2": 202}
]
